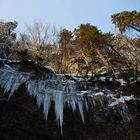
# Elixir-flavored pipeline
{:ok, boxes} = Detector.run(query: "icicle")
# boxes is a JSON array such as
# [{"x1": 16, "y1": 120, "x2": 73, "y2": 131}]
[
  {"x1": 64, "y1": 81, "x2": 78, "y2": 112},
  {"x1": 36, "y1": 93, "x2": 45, "y2": 107},
  {"x1": 0, "y1": 69, "x2": 29, "y2": 98},
  {"x1": 84, "y1": 98, "x2": 89, "y2": 111},
  {"x1": 26, "y1": 81, "x2": 35, "y2": 96},
  {"x1": 8, "y1": 74, "x2": 29, "y2": 98},
  {"x1": 26, "y1": 80, "x2": 40, "y2": 96},
  {"x1": 43, "y1": 93, "x2": 51, "y2": 120},
  {"x1": 68, "y1": 94, "x2": 77, "y2": 112},
  {"x1": 77, "y1": 97, "x2": 84, "y2": 122},
  {"x1": 53, "y1": 91, "x2": 64, "y2": 135}
]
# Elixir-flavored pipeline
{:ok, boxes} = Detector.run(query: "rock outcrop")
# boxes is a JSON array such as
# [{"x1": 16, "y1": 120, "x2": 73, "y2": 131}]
[{"x1": 0, "y1": 59, "x2": 140, "y2": 140}]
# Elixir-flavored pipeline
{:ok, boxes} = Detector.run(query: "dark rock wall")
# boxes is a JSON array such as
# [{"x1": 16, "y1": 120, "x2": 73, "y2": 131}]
[{"x1": 0, "y1": 89, "x2": 140, "y2": 140}]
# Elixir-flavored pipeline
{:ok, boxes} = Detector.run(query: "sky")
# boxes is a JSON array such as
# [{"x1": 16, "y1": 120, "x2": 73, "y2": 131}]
[{"x1": 0, "y1": 0, "x2": 140, "y2": 34}]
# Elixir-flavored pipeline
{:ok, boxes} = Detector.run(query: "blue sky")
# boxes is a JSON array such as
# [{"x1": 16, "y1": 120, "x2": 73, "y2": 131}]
[{"x1": 0, "y1": 0, "x2": 140, "y2": 33}]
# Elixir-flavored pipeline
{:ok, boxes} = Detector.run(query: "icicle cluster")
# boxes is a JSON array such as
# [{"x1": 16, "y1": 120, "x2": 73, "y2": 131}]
[{"x1": 0, "y1": 63, "x2": 139, "y2": 134}]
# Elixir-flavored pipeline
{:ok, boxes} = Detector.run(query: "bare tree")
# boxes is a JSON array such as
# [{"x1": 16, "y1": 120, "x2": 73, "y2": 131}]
[
  {"x1": 26, "y1": 21, "x2": 50, "y2": 46},
  {"x1": 22, "y1": 21, "x2": 58, "y2": 64}
]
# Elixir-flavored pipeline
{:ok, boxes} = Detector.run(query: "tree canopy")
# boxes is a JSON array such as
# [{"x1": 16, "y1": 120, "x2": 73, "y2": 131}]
[
  {"x1": 111, "y1": 10, "x2": 140, "y2": 33},
  {"x1": 0, "y1": 11, "x2": 139, "y2": 76}
]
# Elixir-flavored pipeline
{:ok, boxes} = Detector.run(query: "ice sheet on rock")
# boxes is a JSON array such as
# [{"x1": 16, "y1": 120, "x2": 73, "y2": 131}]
[{"x1": 26, "y1": 80, "x2": 62, "y2": 96}]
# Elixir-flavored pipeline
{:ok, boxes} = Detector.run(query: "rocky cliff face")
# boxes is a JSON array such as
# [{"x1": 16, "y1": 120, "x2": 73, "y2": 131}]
[
  {"x1": 0, "y1": 59, "x2": 140, "y2": 140},
  {"x1": 0, "y1": 92, "x2": 140, "y2": 140}
]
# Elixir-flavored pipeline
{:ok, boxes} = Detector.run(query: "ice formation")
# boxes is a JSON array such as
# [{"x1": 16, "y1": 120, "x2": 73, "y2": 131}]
[{"x1": 0, "y1": 60, "x2": 139, "y2": 134}]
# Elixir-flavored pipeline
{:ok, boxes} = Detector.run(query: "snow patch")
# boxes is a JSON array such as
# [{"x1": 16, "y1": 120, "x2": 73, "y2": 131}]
[
  {"x1": 116, "y1": 79, "x2": 127, "y2": 86},
  {"x1": 94, "y1": 92, "x2": 104, "y2": 96}
]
